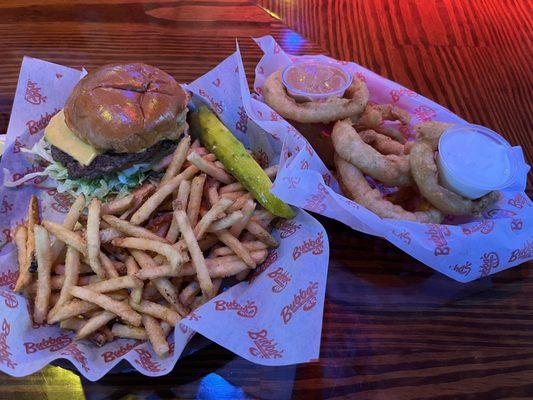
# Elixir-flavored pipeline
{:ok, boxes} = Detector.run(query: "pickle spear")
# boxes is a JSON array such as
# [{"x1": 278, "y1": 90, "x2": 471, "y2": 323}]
[{"x1": 192, "y1": 106, "x2": 294, "y2": 219}]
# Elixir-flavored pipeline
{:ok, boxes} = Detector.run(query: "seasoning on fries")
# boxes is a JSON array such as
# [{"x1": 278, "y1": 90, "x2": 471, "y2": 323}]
[{"x1": 16, "y1": 125, "x2": 290, "y2": 358}]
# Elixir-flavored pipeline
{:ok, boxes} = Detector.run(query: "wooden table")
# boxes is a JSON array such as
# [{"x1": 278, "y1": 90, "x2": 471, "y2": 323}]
[{"x1": 0, "y1": 1, "x2": 531, "y2": 398}]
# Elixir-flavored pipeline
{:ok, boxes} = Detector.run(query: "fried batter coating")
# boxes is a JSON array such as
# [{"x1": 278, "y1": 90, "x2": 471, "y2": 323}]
[{"x1": 263, "y1": 69, "x2": 369, "y2": 123}]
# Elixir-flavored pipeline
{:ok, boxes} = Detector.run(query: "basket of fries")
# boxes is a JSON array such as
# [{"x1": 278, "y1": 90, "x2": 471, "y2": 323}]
[
  {"x1": 250, "y1": 36, "x2": 532, "y2": 282},
  {"x1": 0, "y1": 51, "x2": 328, "y2": 379}
]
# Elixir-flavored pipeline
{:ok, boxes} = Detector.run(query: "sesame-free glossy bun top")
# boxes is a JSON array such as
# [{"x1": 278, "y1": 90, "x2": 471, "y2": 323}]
[{"x1": 64, "y1": 63, "x2": 188, "y2": 153}]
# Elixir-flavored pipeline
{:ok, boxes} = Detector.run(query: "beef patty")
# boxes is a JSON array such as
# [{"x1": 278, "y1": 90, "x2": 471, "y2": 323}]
[{"x1": 51, "y1": 139, "x2": 177, "y2": 180}]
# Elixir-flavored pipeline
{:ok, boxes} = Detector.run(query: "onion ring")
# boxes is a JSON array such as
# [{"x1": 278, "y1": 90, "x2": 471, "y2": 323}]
[
  {"x1": 410, "y1": 122, "x2": 499, "y2": 216},
  {"x1": 263, "y1": 69, "x2": 369, "y2": 123},
  {"x1": 335, "y1": 155, "x2": 443, "y2": 223},
  {"x1": 332, "y1": 119, "x2": 413, "y2": 187},
  {"x1": 358, "y1": 129, "x2": 407, "y2": 156},
  {"x1": 355, "y1": 104, "x2": 411, "y2": 143}
]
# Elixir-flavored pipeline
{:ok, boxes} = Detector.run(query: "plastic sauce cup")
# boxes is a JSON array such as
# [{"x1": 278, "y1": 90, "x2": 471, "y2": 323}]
[
  {"x1": 282, "y1": 60, "x2": 352, "y2": 103},
  {"x1": 437, "y1": 124, "x2": 518, "y2": 199}
]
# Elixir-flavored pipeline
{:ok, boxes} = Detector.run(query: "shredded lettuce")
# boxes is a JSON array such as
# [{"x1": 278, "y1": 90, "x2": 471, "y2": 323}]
[{"x1": 7, "y1": 137, "x2": 160, "y2": 200}]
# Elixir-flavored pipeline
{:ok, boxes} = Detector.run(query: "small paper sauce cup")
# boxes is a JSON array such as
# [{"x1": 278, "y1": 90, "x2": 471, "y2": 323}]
[
  {"x1": 437, "y1": 124, "x2": 518, "y2": 199},
  {"x1": 282, "y1": 60, "x2": 352, "y2": 103}
]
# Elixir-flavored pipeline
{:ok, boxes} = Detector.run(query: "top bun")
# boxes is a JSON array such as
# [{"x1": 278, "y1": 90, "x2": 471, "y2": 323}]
[{"x1": 64, "y1": 63, "x2": 189, "y2": 153}]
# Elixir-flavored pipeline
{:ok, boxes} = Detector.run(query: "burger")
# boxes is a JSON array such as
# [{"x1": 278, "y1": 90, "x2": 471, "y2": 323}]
[{"x1": 29, "y1": 63, "x2": 189, "y2": 199}]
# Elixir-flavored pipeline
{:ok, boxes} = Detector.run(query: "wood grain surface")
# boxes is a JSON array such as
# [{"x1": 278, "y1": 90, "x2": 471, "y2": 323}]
[{"x1": 0, "y1": 1, "x2": 532, "y2": 399}]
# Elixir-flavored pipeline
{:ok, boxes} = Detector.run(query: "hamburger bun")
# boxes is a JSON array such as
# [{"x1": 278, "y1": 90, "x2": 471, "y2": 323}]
[{"x1": 64, "y1": 63, "x2": 189, "y2": 153}]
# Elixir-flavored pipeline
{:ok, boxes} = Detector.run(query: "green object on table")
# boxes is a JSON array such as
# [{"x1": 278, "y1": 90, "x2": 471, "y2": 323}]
[{"x1": 192, "y1": 106, "x2": 295, "y2": 219}]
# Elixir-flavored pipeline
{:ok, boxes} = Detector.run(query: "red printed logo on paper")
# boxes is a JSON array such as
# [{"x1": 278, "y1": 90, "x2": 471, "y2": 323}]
[
  {"x1": 462, "y1": 220, "x2": 495, "y2": 235},
  {"x1": 26, "y1": 108, "x2": 59, "y2": 134},
  {"x1": 413, "y1": 106, "x2": 436, "y2": 122},
  {"x1": 24, "y1": 80, "x2": 47, "y2": 105},
  {"x1": 186, "y1": 311, "x2": 201, "y2": 321},
  {"x1": 11, "y1": 165, "x2": 46, "y2": 186},
  {"x1": 0, "y1": 290, "x2": 18, "y2": 309},
  {"x1": 134, "y1": 348, "x2": 162, "y2": 372},
  {"x1": 101, "y1": 342, "x2": 139, "y2": 362},
  {"x1": 267, "y1": 267, "x2": 291, "y2": 293},
  {"x1": 304, "y1": 183, "x2": 329, "y2": 213},
  {"x1": 393, "y1": 229, "x2": 412, "y2": 245},
  {"x1": 61, "y1": 343, "x2": 89, "y2": 372},
  {"x1": 283, "y1": 176, "x2": 300, "y2": 189},
  {"x1": 300, "y1": 159, "x2": 309, "y2": 170},
  {"x1": 24, "y1": 334, "x2": 71, "y2": 354},
  {"x1": 508, "y1": 193, "x2": 527, "y2": 209},
  {"x1": 511, "y1": 218, "x2": 523, "y2": 231},
  {"x1": 485, "y1": 208, "x2": 517, "y2": 218},
  {"x1": 258, "y1": 66, "x2": 265, "y2": 75},
  {"x1": 0, "y1": 319, "x2": 16, "y2": 369},
  {"x1": 248, "y1": 250, "x2": 278, "y2": 283},
  {"x1": 425, "y1": 224, "x2": 451, "y2": 256},
  {"x1": 322, "y1": 173, "x2": 332, "y2": 186},
  {"x1": 270, "y1": 111, "x2": 279, "y2": 121},
  {"x1": 480, "y1": 252, "x2": 500, "y2": 277},
  {"x1": 45, "y1": 188, "x2": 73, "y2": 214},
  {"x1": 293, "y1": 232, "x2": 324, "y2": 260},
  {"x1": 248, "y1": 329, "x2": 283, "y2": 359},
  {"x1": 305, "y1": 141, "x2": 315, "y2": 156},
  {"x1": 212, "y1": 78, "x2": 221, "y2": 87},
  {"x1": 0, "y1": 270, "x2": 18, "y2": 290},
  {"x1": 449, "y1": 261, "x2": 472, "y2": 276},
  {"x1": 280, "y1": 282, "x2": 319, "y2": 325},
  {"x1": 179, "y1": 322, "x2": 189, "y2": 334},
  {"x1": 508, "y1": 241, "x2": 533, "y2": 263},
  {"x1": 278, "y1": 220, "x2": 301, "y2": 239},
  {"x1": 12, "y1": 137, "x2": 24, "y2": 154},
  {"x1": 198, "y1": 89, "x2": 223, "y2": 115},
  {"x1": 390, "y1": 88, "x2": 417, "y2": 103},
  {"x1": 236, "y1": 106, "x2": 248, "y2": 133},
  {"x1": 214, "y1": 299, "x2": 258, "y2": 318},
  {"x1": 0, "y1": 196, "x2": 13, "y2": 215}
]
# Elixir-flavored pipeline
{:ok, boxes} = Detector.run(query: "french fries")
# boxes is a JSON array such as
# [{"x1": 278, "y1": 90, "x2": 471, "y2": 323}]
[
  {"x1": 175, "y1": 210, "x2": 212, "y2": 298},
  {"x1": 125, "y1": 256, "x2": 143, "y2": 305},
  {"x1": 26, "y1": 195, "x2": 39, "y2": 271},
  {"x1": 13, "y1": 225, "x2": 28, "y2": 292},
  {"x1": 33, "y1": 225, "x2": 52, "y2": 324},
  {"x1": 76, "y1": 310, "x2": 116, "y2": 340},
  {"x1": 166, "y1": 179, "x2": 191, "y2": 242},
  {"x1": 42, "y1": 221, "x2": 88, "y2": 257},
  {"x1": 50, "y1": 194, "x2": 85, "y2": 263},
  {"x1": 53, "y1": 246, "x2": 80, "y2": 311},
  {"x1": 103, "y1": 215, "x2": 169, "y2": 243},
  {"x1": 161, "y1": 135, "x2": 191, "y2": 184},
  {"x1": 187, "y1": 152, "x2": 233, "y2": 184},
  {"x1": 207, "y1": 211, "x2": 243, "y2": 232},
  {"x1": 112, "y1": 323, "x2": 147, "y2": 340},
  {"x1": 187, "y1": 173, "x2": 206, "y2": 227},
  {"x1": 87, "y1": 198, "x2": 105, "y2": 278},
  {"x1": 17, "y1": 134, "x2": 283, "y2": 359},
  {"x1": 112, "y1": 237, "x2": 183, "y2": 272},
  {"x1": 70, "y1": 286, "x2": 141, "y2": 326},
  {"x1": 194, "y1": 197, "x2": 234, "y2": 239},
  {"x1": 101, "y1": 194, "x2": 134, "y2": 216},
  {"x1": 142, "y1": 314, "x2": 169, "y2": 358},
  {"x1": 130, "y1": 300, "x2": 181, "y2": 326}
]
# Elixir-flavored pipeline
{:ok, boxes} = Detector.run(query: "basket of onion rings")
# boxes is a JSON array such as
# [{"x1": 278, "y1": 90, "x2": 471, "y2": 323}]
[{"x1": 251, "y1": 36, "x2": 532, "y2": 282}]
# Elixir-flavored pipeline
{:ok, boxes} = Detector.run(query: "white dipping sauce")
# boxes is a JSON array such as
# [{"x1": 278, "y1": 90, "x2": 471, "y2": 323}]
[{"x1": 437, "y1": 125, "x2": 516, "y2": 199}]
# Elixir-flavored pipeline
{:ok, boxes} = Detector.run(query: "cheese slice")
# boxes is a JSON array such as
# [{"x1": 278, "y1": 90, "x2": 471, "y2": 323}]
[{"x1": 44, "y1": 110, "x2": 101, "y2": 166}]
